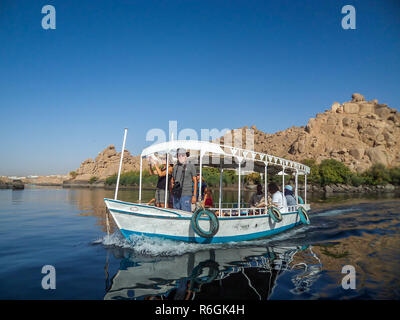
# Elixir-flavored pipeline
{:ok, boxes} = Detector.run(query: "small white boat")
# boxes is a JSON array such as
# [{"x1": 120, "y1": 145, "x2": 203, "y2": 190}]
[{"x1": 104, "y1": 135, "x2": 311, "y2": 244}]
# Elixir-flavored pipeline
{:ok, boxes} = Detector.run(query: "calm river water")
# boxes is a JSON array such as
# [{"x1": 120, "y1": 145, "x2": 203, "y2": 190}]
[{"x1": 0, "y1": 186, "x2": 399, "y2": 300}]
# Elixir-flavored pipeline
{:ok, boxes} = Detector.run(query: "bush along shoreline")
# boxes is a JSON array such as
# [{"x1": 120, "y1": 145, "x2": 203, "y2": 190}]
[
  {"x1": 298, "y1": 159, "x2": 400, "y2": 193},
  {"x1": 97, "y1": 160, "x2": 400, "y2": 194}
]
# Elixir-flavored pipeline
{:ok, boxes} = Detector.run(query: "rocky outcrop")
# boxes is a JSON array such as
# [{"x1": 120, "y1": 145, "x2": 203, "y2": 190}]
[
  {"x1": 12, "y1": 180, "x2": 24, "y2": 190},
  {"x1": 0, "y1": 177, "x2": 13, "y2": 189},
  {"x1": 218, "y1": 94, "x2": 399, "y2": 173},
  {"x1": 0, "y1": 178, "x2": 25, "y2": 189},
  {"x1": 71, "y1": 144, "x2": 148, "y2": 182},
  {"x1": 321, "y1": 183, "x2": 398, "y2": 194}
]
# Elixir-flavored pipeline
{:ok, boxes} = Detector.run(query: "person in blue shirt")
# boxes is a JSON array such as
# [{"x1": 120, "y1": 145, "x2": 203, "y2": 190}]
[{"x1": 284, "y1": 185, "x2": 297, "y2": 206}]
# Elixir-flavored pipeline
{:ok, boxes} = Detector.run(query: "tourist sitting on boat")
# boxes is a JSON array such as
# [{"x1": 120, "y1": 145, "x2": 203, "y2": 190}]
[
  {"x1": 171, "y1": 148, "x2": 197, "y2": 212},
  {"x1": 268, "y1": 182, "x2": 287, "y2": 211},
  {"x1": 284, "y1": 185, "x2": 297, "y2": 206},
  {"x1": 249, "y1": 184, "x2": 264, "y2": 207},
  {"x1": 202, "y1": 187, "x2": 214, "y2": 208},
  {"x1": 149, "y1": 155, "x2": 173, "y2": 208}
]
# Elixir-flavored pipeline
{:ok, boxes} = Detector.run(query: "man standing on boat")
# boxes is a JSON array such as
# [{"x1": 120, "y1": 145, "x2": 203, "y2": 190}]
[{"x1": 171, "y1": 148, "x2": 197, "y2": 212}]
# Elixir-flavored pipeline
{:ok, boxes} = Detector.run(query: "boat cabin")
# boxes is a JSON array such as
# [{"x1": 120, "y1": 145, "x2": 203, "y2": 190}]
[{"x1": 138, "y1": 140, "x2": 310, "y2": 217}]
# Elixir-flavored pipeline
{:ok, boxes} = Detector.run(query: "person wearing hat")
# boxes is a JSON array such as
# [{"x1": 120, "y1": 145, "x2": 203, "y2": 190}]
[
  {"x1": 171, "y1": 148, "x2": 197, "y2": 212},
  {"x1": 284, "y1": 185, "x2": 297, "y2": 206}
]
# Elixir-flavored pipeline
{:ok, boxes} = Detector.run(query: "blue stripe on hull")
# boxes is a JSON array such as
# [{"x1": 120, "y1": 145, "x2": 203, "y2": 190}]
[{"x1": 120, "y1": 221, "x2": 303, "y2": 244}]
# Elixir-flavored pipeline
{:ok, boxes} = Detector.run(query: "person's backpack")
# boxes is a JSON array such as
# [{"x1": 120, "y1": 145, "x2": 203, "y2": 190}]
[{"x1": 172, "y1": 164, "x2": 186, "y2": 198}]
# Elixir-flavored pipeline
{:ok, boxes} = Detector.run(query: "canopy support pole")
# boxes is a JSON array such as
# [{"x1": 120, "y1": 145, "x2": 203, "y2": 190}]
[
  {"x1": 139, "y1": 156, "x2": 143, "y2": 203},
  {"x1": 305, "y1": 174, "x2": 307, "y2": 205},
  {"x1": 264, "y1": 163, "x2": 268, "y2": 209},
  {"x1": 114, "y1": 128, "x2": 128, "y2": 200},
  {"x1": 199, "y1": 151, "x2": 203, "y2": 206},
  {"x1": 164, "y1": 151, "x2": 169, "y2": 208},
  {"x1": 219, "y1": 161, "x2": 223, "y2": 214},
  {"x1": 238, "y1": 159, "x2": 241, "y2": 211},
  {"x1": 295, "y1": 169, "x2": 299, "y2": 205},
  {"x1": 282, "y1": 165, "x2": 285, "y2": 197}
]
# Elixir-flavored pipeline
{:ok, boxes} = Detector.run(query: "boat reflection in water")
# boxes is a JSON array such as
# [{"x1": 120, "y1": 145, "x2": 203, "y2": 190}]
[{"x1": 104, "y1": 245, "x2": 322, "y2": 300}]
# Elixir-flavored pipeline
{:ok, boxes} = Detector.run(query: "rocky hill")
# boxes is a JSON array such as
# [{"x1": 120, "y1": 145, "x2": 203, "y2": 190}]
[
  {"x1": 219, "y1": 93, "x2": 400, "y2": 173},
  {"x1": 70, "y1": 93, "x2": 399, "y2": 182},
  {"x1": 71, "y1": 145, "x2": 147, "y2": 182}
]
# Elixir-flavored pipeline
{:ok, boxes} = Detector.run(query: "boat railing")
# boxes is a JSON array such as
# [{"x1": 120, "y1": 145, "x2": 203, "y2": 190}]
[
  {"x1": 218, "y1": 202, "x2": 250, "y2": 208},
  {"x1": 210, "y1": 204, "x2": 304, "y2": 218},
  {"x1": 211, "y1": 207, "x2": 264, "y2": 217}
]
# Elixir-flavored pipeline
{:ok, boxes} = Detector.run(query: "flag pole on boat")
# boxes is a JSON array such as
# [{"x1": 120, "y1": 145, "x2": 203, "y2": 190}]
[
  {"x1": 115, "y1": 128, "x2": 128, "y2": 200},
  {"x1": 106, "y1": 128, "x2": 127, "y2": 238}
]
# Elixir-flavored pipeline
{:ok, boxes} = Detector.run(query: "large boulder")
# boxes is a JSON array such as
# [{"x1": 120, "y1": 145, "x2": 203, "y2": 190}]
[
  {"x1": 305, "y1": 118, "x2": 315, "y2": 133},
  {"x1": 366, "y1": 147, "x2": 389, "y2": 165},
  {"x1": 326, "y1": 117, "x2": 337, "y2": 125},
  {"x1": 375, "y1": 106, "x2": 391, "y2": 119},
  {"x1": 342, "y1": 117, "x2": 354, "y2": 127},
  {"x1": 383, "y1": 131, "x2": 396, "y2": 147},
  {"x1": 358, "y1": 103, "x2": 375, "y2": 114},
  {"x1": 331, "y1": 102, "x2": 341, "y2": 113},
  {"x1": 362, "y1": 126, "x2": 379, "y2": 138},
  {"x1": 343, "y1": 102, "x2": 360, "y2": 114},
  {"x1": 352, "y1": 93, "x2": 365, "y2": 102},
  {"x1": 342, "y1": 129, "x2": 356, "y2": 138},
  {"x1": 384, "y1": 184, "x2": 395, "y2": 191}
]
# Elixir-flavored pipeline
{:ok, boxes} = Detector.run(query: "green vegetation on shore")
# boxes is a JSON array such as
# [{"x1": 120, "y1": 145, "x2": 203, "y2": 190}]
[
  {"x1": 105, "y1": 171, "x2": 158, "y2": 187},
  {"x1": 105, "y1": 168, "x2": 241, "y2": 187},
  {"x1": 69, "y1": 171, "x2": 77, "y2": 179},
  {"x1": 300, "y1": 159, "x2": 400, "y2": 187},
  {"x1": 89, "y1": 176, "x2": 98, "y2": 184},
  {"x1": 104, "y1": 160, "x2": 400, "y2": 188}
]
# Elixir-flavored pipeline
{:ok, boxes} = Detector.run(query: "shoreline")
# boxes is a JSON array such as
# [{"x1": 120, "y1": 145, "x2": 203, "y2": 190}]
[{"x1": 12, "y1": 180, "x2": 400, "y2": 194}]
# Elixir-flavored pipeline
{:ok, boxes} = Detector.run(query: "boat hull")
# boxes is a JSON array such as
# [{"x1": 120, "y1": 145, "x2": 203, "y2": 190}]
[{"x1": 104, "y1": 198, "x2": 309, "y2": 244}]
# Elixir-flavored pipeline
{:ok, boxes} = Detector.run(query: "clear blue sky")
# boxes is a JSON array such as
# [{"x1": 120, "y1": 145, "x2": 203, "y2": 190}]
[{"x1": 1, "y1": 0, "x2": 399, "y2": 176}]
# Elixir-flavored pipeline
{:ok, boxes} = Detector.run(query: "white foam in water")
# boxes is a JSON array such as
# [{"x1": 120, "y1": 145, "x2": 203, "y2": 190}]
[
  {"x1": 264, "y1": 226, "x2": 308, "y2": 241},
  {"x1": 93, "y1": 232, "x2": 130, "y2": 248},
  {"x1": 93, "y1": 230, "x2": 309, "y2": 256},
  {"x1": 130, "y1": 235, "x2": 221, "y2": 256},
  {"x1": 311, "y1": 207, "x2": 360, "y2": 218},
  {"x1": 93, "y1": 231, "x2": 231, "y2": 256}
]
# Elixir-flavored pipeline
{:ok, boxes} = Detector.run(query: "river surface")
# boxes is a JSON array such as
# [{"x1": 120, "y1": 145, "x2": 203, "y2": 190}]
[{"x1": 0, "y1": 186, "x2": 399, "y2": 300}]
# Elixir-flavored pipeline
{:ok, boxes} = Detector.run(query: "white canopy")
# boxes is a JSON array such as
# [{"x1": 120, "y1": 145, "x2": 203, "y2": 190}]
[
  {"x1": 140, "y1": 139, "x2": 310, "y2": 174},
  {"x1": 141, "y1": 140, "x2": 226, "y2": 157}
]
